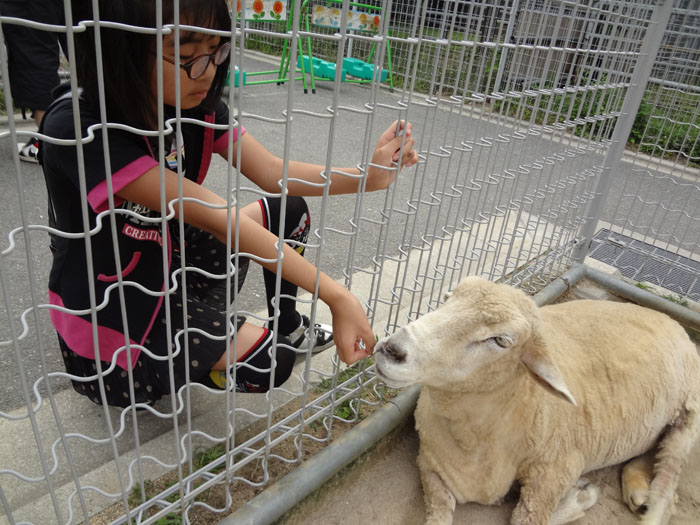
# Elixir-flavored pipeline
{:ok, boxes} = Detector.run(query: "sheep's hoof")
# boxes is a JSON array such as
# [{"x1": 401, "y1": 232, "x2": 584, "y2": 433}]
[
  {"x1": 551, "y1": 478, "x2": 599, "y2": 525},
  {"x1": 622, "y1": 455, "x2": 653, "y2": 513},
  {"x1": 625, "y1": 488, "x2": 650, "y2": 514}
]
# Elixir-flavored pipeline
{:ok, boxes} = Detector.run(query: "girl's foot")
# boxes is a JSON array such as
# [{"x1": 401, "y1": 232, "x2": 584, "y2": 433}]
[
  {"x1": 288, "y1": 315, "x2": 333, "y2": 353},
  {"x1": 17, "y1": 137, "x2": 39, "y2": 163}
]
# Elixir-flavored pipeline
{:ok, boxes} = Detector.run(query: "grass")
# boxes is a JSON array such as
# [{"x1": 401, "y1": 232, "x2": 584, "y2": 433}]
[
  {"x1": 662, "y1": 294, "x2": 690, "y2": 308},
  {"x1": 193, "y1": 445, "x2": 228, "y2": 473},
  {"x1": 128, "y1": 481, "x2": 183, "y2": 525},
  {"x1": 629, "y1": 86, "x2": 700, "y2": 168},
  {"x1": 635, "y1": 282, "x2": 691, "y2": 308},
  {"x1": 314, "y1": 359, "x2": 376, "y2": 420}
]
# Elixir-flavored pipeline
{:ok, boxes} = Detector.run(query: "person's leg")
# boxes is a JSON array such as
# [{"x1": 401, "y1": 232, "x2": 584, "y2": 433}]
[
  {"x1": 33, "y1": 109, "x2": 46, "y2": 128},
  {"x1": 147, "y1": 288, "x2": 296, "y2": 395},
  {"x1": 2, "y1": 1, "x2": 61, "y2": 162},
  {"x1": 241, "y1": 197, "x2": 333, "y2": 352},
  {"x1": 209, "y1": 321, "x2": 296, "y2": 393},
  {"x1": 241, "y1": 197, "x2": 308, "y2": 333},
  {"x1": 211, "y1": 322, "x2": 268, "y2": 366}
]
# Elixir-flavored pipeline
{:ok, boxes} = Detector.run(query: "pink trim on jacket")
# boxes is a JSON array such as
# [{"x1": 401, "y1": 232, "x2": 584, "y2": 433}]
[
  {"x1": 87, "y1": 156, "x2": 158, "y2": 213},
  {"x1": 197, "y1": 116, "x2": 216, "y2": 184},
  {"x1": 212, "y1": 125, "x2": 246, "y2": 155},
  {"x1": 97, "y1": 251, "x2": 142, "y2": 282},
  {"x1": 49, "y1": 290, "x2": 140, "y2": 370}
]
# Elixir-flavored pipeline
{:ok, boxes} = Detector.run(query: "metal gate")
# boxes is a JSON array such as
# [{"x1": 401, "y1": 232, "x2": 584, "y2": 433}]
[{"x1": 1, "y1": 0, "x2": 697, "y2": 523}]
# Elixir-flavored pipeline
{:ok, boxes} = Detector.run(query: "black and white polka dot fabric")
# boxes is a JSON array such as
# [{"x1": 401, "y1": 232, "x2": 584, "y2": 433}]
[{"x1": 58, "y1": 228, "x2": 248, "y2": 407}]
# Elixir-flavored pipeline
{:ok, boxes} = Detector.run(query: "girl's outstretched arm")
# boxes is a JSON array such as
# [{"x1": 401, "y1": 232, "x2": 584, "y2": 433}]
[
  {"x1": 116, "y1": 166, "x2": 374, "y2": 364},
  {"x1": 222, "y1": 120, "x2": 419, "y2": 196}
]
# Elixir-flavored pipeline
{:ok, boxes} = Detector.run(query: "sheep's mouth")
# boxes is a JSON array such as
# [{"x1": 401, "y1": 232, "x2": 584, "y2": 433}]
[{"x1": 374, "y1": 361, "x2": 412, "y2": 388}]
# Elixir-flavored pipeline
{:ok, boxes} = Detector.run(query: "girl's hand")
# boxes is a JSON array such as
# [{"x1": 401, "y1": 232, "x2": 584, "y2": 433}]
[
  {"x1": 366, "y1": 120, "x2": 419, "y2": 191},
  {"x1": 328, "y1": 289, "x2": 375, "y2": 364}
]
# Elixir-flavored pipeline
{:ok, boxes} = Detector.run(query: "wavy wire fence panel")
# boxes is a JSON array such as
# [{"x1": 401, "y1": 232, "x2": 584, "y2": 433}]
[
  {"x1": 0, "y1": 0, "x2": 686, "y2": 524},
  {"x1": 586, "y1": 1, "x2": 700, "y2": 302}
]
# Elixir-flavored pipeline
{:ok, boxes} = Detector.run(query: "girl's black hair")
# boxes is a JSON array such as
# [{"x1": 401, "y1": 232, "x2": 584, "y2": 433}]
[{"x1": 72, "y1": 0, "x2": 231, "y2": 130}]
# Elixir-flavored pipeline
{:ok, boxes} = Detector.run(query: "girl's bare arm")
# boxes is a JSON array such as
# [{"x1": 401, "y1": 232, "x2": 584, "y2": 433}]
[
  {"x1": 221, "y1": 121, "x2": 419, "y2": 196},
  {"x1": 116, "y1": 166, "x2": 374, "y2": 364}
]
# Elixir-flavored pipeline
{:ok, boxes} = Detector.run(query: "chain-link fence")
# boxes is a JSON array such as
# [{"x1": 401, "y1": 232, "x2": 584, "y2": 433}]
[{"x1": 1, "y1": 0, "x2": 697, "y2": 523}]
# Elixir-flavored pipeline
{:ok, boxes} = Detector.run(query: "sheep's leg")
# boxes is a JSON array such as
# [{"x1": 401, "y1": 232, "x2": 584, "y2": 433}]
[
  {"x1": 550, "y1": 478, "x2": 599, "y2": 524},
  {"x1": 420, "y1": 468, "x2": 456, "y2": 525},
  {"x1": 640, "y1": 407, "x2": 700, "y2": 525},
  {"x1": 621, "y1": 449, "x2": 655, "y2": 513},
  {"x1": 511, "y1": 460, "x2": 594, "y2": 525}
]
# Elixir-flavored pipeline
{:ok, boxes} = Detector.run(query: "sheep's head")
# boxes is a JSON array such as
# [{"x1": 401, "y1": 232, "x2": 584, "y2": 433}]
[{"x1": 374, "y1": 276, "x2": 575, "y2": 404}]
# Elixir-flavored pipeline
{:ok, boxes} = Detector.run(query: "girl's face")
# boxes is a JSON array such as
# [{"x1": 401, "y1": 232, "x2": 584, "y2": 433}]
[{"x1": 154, "y1": 30, "x2": 222, "y2": 110}]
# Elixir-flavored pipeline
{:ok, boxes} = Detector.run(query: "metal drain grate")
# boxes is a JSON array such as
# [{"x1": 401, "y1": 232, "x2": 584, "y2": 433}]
[{"x1": 588, "y1": 229, "x2": 700, "y2": 302}]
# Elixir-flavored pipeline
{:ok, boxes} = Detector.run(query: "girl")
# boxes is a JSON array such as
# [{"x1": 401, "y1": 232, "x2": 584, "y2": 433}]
[{"x1": 39, "y1": 0, "x2": 418, "y2": 407}]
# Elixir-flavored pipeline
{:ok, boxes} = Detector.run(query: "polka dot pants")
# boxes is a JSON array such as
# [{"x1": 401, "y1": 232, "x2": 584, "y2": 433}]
[{"x1": 59, "y1": 229, "x2": 248, "y2": 408}]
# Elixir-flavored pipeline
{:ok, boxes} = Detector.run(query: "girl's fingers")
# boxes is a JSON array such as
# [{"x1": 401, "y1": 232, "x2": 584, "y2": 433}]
[
  {"x1": 338, "y1": 344, "x2": 370, "y2": 365},
  {"x1": 389, "y1": 136, "x2": 416, "y2": 165},
  {"x1": 382, "y1": 120, "x2": 412, "y2": 144},
  {"x1": 341, "y1": 330, "x2": 375, "y2": 364}
]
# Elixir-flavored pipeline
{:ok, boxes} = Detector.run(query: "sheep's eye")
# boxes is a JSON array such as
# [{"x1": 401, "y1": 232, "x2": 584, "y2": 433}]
[{"x1": 490, "y1": 335, "x2": 510, "y2": 348}]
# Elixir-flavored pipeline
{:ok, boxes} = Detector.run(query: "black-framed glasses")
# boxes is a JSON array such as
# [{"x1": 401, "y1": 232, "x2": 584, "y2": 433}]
[{"x1": 162, "y1": 41, "x2": 231, "y2": 80}]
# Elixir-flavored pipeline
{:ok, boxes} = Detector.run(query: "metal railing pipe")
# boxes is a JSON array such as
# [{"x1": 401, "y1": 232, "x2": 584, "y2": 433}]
[
  {"x1": 584, "y1": 266, "x2": 700, "y2": 332},
  {"x1": 220, "y1": 383, "x2": 421, "y2": 525}
]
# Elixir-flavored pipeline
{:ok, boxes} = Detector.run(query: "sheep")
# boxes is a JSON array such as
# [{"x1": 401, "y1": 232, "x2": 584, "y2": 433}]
[{"x1": 373, "y1": 276, "x2": 700, "y2": 525}]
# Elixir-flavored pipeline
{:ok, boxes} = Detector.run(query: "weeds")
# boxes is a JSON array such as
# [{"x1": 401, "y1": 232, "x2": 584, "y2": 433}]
[
  {"x1": 313, "y1": 359, "x2": 377, "y2": 420},
  {"x1": 154, "y1": 514, "x2": 182, "y2": 525},
  {"x1": 635, "y1": 282, "x2": 691, "y2": 308},
  {"x1": 629, "y1": 87, "x2": 700, "y2": 168},
  {"x1": 662, "y1": 294, "x2": 690, "y2": 308},
  {"x1": 316, "y1": 364, "x2": 361, "y2": 392},
  {"x1": 193, "y1": 445, "x2": 227, "y2": 473}
]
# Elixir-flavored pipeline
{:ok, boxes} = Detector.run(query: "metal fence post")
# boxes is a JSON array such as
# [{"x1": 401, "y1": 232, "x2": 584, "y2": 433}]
[
  {"x1": 571, "y1": 0, "x2": 674, "y2": 263},
  {"x1": 492, "y1": 0, "x2": 519, "y2": 95}
]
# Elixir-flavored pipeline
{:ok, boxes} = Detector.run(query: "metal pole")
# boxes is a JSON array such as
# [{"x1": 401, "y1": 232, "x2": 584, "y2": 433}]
[
  {"x1": 584, "y1": 266, "x2": 700, "y2": 332},
  {"x1": 219, "y1": 384, "x2": 421, "y2": 525},
  {"x1": 492, "y1": 0, "x2": 519, "y2": 96},
  {"x1": 571, "y1": 0, "x2": 674, "y2": 263}
]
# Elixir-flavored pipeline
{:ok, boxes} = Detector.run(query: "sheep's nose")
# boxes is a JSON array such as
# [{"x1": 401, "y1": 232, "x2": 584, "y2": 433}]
[{"x1": 376, "y1": 340, "x2": 406, "y2": 364}]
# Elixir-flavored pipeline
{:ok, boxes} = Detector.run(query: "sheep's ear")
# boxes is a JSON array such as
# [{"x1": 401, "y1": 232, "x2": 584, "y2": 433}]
[{"x1": 521, "y1": 334, "x2": 577, "y2": 406}]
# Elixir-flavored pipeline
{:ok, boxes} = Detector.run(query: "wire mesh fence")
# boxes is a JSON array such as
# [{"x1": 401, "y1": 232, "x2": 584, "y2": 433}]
[
  {"x1": 0, "y1": 0, "x2": 697, "y2": 524},
  {"x1": 586, "y1": 0, "x2": 700, "y2": 302}
]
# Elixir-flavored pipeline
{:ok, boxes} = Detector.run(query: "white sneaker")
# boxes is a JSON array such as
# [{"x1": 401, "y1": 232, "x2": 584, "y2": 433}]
[
  {"x1": 288, "y1": 315, "x2": 334, "y2": 353},
  {"x1": 17, "y1": 138, "x2": 39, "y2": 163}
]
